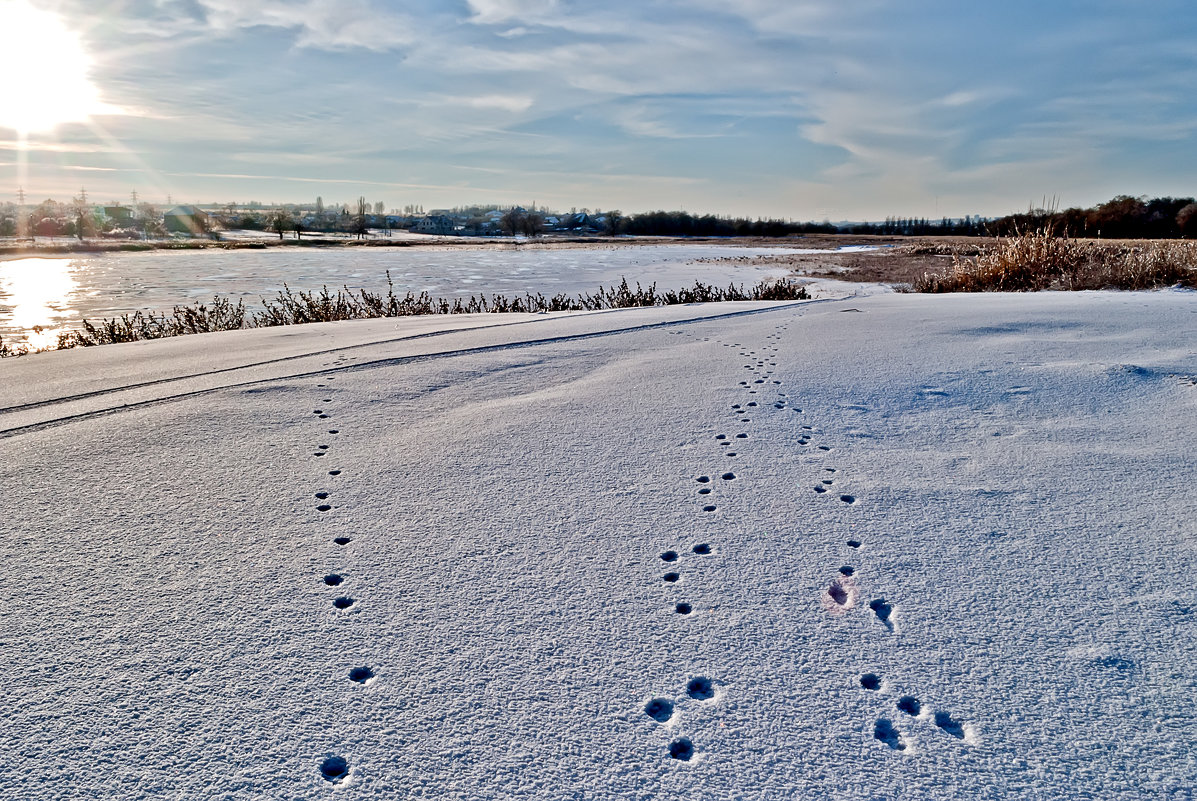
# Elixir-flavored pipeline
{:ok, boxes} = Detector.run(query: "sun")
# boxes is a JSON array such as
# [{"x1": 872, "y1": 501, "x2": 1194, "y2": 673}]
[{"x1": 0, "y1": 1, "x2": 114, "y2": 134}]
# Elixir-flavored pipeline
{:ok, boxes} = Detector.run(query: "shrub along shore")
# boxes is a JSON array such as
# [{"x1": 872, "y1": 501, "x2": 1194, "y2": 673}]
[{"x1": 0, "y1": 276, "x2": 810, "y2": 356}]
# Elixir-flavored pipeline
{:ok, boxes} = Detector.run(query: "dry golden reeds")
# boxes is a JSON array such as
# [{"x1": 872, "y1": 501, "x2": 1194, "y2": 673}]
[{"x1": 916, "y1": 230, "x2": 1197, "y2": 292}]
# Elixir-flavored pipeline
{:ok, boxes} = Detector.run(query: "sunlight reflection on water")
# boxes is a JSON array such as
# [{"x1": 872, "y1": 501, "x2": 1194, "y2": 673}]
[{"x1": 0, "y1": 257, "x2": 77, "y2": 348}]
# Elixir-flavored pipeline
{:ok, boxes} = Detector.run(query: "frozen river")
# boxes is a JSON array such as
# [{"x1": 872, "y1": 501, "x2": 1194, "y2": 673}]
[{"x1": 0, "y1": 243, "x2": 838, "y2": 349}]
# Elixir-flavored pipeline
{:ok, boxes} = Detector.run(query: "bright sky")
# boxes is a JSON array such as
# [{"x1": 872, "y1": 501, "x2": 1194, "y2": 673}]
[{"x1": 1, "y1": 0, "x2": 1195, "y2": 219}]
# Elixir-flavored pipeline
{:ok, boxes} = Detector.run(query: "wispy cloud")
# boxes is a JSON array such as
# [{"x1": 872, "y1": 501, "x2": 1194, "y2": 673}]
[
  {"x1": 7, "y1": 0, "x2": 1196, "y2": 217},
  {"x1": 466, "y1": 0, "x2": 558, "y2": 25},
  {"x1": 195, "y1": 0, "x2": 413, "y2": 50}
]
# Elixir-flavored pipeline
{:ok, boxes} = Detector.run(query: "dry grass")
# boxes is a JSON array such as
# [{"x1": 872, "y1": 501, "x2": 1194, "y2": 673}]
[{"x1": 916, "y1": 231, "x2": 1197, "y2": 292}]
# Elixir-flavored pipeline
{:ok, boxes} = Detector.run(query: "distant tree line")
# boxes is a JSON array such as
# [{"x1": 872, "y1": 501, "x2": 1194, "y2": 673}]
[
  {"x1": 850, "y1": 195, "x2": 1197, "y2": 239},
  {"x1": 846, "y1": 216, "x2": 989, "y2": 237},
  {"x1": 986, "y1": 195, "x2": 1197, "y2": 239},
  {"x1": 613, "y1": 211, "x2": 836, "y2": 237}
]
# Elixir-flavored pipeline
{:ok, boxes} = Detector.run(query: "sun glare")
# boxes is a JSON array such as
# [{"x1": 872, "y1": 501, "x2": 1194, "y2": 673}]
[
  {"x1": 0, "y1": 1, "x2": 113, "y2": 134},
  {"x1": 0, "y1": 258, "x2": 78, "y2": 349}
]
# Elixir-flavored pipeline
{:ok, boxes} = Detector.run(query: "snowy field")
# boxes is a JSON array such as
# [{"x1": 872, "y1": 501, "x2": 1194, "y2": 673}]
[{"x1": 2, "y1": 289, "x2": 1195, "y2": 798}]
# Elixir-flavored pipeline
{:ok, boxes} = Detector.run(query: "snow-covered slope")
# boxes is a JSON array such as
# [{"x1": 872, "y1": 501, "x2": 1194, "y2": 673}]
[{"x1": 3, "y1": 290, "x2": 1194, "y2": 799}]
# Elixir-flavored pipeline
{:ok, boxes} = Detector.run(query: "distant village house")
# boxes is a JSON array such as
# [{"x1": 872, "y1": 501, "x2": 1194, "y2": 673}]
[
  {"x1": 164, "y1": 205, "x2": 209, "y2": 234},
  {"x1": 104, "y1": 206, "x2": 132, "y2": 223},
  {"x1": 413, "y1": 215, "x2": 456, "y2": 235}
]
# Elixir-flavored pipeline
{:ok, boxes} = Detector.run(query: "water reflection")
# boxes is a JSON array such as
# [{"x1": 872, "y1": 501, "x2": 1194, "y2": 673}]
[{"x1": 0, "y1": 258, "x2": 78, "y2": 348}]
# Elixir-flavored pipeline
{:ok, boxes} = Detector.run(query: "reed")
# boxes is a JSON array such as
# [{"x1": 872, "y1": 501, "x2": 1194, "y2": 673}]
[
  {"x1": 30, "y1": 275, "x2": 807, "y2": 353},
  {"x1": 916, "y1": 231, "x2": 1197, "y2": 292}
]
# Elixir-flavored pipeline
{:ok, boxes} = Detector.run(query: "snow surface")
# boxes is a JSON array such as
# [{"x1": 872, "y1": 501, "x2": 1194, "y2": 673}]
[{"x1": 3, "y1": 289, "x2": 1195, "y2": 799}]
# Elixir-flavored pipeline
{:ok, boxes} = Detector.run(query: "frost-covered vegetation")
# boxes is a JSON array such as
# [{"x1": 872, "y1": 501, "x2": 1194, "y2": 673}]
[
  {"x1": 915, "y1": 231, "x2": 1197, "y2": 292},
  {"x1": 0, "y1": 276, "x2": 808, "y2": 354}
]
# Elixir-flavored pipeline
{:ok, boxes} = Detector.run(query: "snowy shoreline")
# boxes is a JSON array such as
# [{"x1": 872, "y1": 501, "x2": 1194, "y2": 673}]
[{"x1": 4, "y1": 289, "x2": 1194, "y2": 798}]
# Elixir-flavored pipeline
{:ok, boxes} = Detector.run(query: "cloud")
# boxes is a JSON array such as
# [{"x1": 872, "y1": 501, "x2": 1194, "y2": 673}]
[
  {"x1": 476, "y1": 95, "x2": 535, "y2": 113},
  {"x1": 609, "y1": 104, "x2": 732, "y2": 140},
  {"x1": 195, "y1": 0, "x2": 412, "y2": 50},
  {"x1": 466, "y1": 0, "x2": 558, "y2": 25}
]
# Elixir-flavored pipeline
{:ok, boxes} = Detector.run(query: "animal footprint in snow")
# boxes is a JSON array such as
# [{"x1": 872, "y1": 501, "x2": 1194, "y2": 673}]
[
  {"x1": 668, "y1": 737, "x2": 695, "y2": 761},
  {"x1": 934, "y1": 711, "x2": 966, "y2": 739},
  {"x1": 348, "y1": 666, "x2": 374, "y2": 684},
  {"x1": 686, "y1": 676, "x2": 715, "y2": 700},
  {"x1": 320, "y1": 757, "x2": 349, "y2": 783},
  {"x1": 869, "y1": 598, "x2": 895, "y2": 631},
  {"x1": 645, "y1": 698, "x2": 674, "y2": 723},
  {"x1": 896, "y1": 696, "x2": 921, "y2": 716},
  {"x1": 873, "y1": 719, "x2": 906, "y2": 751},
  {"x1": 824, "y1": 577, "x2": 858, "y2": 613}
]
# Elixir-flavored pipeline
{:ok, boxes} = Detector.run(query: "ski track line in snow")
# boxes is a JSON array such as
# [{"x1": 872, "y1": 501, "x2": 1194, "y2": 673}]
[
  {"x1": 0, "y1": 300, "x2": 841, "y2": 417},
  {"x1": 0, "y1": 302, "x2": 823, "y2": 441},
  {"x1": 0, "y1": 315, "x2": 545, "y2": 416}
]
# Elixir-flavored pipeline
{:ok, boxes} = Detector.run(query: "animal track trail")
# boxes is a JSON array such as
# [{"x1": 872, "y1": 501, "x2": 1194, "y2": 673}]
[
  {"x1": 300, "y1": 382, "x2": 377, "y2": 782},
  {"x1": 857, "y1": 672, "x2": 972, "y2": 745}
]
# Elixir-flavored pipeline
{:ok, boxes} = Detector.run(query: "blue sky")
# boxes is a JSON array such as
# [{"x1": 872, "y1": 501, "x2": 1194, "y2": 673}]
[{"x1": 3, "y1": 0, "x2": 1196, "y2": 219}]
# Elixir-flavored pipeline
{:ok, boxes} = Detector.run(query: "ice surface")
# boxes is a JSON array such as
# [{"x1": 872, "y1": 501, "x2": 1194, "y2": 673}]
[
  {"x1": 0, "y1": 244, "x2": 804, "y2": 345},
  {"x1": 2, "y1": 289, "x2": 1195, "y2": 798}
]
